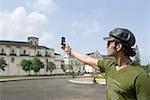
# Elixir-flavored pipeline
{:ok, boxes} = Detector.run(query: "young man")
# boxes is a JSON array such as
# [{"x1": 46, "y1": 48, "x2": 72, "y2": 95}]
[{"x1": 61, "y1": 28, "x2": 150, "y2": 100}]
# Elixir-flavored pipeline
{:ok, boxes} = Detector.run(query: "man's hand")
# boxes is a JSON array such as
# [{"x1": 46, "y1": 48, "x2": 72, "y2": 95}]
[{"x1": 61, "y1": 43, "x2": 71, "y2": 54}]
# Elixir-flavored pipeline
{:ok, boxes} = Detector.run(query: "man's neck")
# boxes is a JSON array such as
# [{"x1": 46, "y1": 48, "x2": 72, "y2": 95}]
[{"x1": 115, "y1": 55, "x2": 132, "y2": 70}]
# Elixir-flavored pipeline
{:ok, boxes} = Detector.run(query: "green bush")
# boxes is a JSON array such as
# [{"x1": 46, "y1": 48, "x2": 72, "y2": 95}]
[{"x1": 94, "y1": 75, "x2": 105, "y2": 79}]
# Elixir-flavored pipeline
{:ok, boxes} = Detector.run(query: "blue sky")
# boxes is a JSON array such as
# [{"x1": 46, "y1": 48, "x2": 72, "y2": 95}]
[{"x1": 0, "y1": 0, "x2": 149, "y2": 65}]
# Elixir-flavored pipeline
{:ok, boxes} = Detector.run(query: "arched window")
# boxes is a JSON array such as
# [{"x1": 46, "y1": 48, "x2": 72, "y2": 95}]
[
  {"x1": 37, "y1": 51, "x2": 40, "y2": 55},
  {"x1": 23, "y1": 50, "x2": 26, "y2": 54},
  {"x1": 11, "y1": 57, "x2": 15, "y2": 63},
  {"x1": 12, "y1": 49, "x2": 14, "y2": 54},
  {"x1": 1, "y1": 49, "x2": 4, "y2": 53},
  {"x1": 45, "y1": 51, "x2": 48, "y2": 55}
]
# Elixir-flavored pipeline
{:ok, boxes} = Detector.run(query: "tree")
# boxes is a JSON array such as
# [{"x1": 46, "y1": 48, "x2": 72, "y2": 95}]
[
  {"x1": 134, "y1": 45, "x2": 141, "y2": 65},
  {"x1": 32, "y1": 58, "x2": 44, "y2": 75},
  {"x1": 46, "y1": 61, "x2": 56, "y2": 75},
  {"x1": 141, "y1": 63, "x2": 150, "y2": 72},
  {"x1": 0, "y1": 58, "x2": 7, "y2": 71},
  {"x1": 20, "y1": 59, "x2": 32, "y2": 75}
]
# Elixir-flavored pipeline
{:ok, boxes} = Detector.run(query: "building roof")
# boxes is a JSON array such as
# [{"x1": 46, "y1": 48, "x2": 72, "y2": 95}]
[
  {"x1": 87, "y1": 52, "x2": 94, "y2": 55},
  {"x1": 28, "y1": 37, "x2": 39, "y2": 40},
  {"x1": 55, "y1": 53, "x2": 61, "y2": 55},
  {"x1": 0, "y1": 40, "x2": 50, "y2": 49},
  {"x1": 86, "y1": 50, "x2": 114, "y2": 59}
]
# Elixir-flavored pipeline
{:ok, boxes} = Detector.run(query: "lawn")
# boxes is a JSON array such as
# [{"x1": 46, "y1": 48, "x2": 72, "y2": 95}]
[{"x1": 0, "y1": 75, "x2": 48, "y2": 79}]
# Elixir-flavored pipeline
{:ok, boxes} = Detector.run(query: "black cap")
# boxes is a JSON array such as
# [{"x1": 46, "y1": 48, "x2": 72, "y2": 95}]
[{"x1": 104, "y1": 28, "x2": 136, "y2": 46}]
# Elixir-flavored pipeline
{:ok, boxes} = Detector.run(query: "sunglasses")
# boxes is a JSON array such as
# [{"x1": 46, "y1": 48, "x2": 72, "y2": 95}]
[{"x1": 107, "y1": 40, "x2": 115, "y2": 47}]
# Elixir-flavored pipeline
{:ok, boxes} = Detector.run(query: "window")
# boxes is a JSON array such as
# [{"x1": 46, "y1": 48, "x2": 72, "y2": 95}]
[
  {"x1": 36, "y1": 51, "x2": 41, "y2": 56},
  {"x1": 1, "y1": 49, "x2": 4, "y2": 53},
  {"x1": 11, "y1": 57, "x2": 15, "y2": 63},
  {"x1": 37, "y1": 51, "x2": 40, "y2": 55},
  {"x1": 23, "y1": 50, "x2": 26, "y2": 54},
  {"x1": 46, "y1": 59, "x2": 48, "y2": 63},
  {"x1": 46, "y1": 51, "x2": 48, "y2": 55},
  {"x1": 1, "y1": 49, "x2": 6, "y2": 55},
  {"x1": 12, "y1": 49, "x2": 14, "y2": 54}
]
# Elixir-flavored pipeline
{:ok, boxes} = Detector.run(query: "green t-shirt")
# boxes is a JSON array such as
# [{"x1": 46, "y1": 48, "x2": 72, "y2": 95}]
[{"x1": 98, "y1": 60, "x2": 150, "y2": 100}]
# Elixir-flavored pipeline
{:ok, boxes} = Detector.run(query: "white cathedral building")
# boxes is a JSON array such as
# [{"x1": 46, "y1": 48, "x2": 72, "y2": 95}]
[
  {"x1": 62, "y1": 50, "x2": 113, "y2": 73},
  {"x1": 0, "y1": 37, "x2": 64, "y2": 76}
]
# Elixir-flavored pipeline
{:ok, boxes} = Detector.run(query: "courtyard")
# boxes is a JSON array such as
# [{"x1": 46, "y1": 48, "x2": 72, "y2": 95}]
[{"x1": 0, "y1": 78, "x2": 105, "y2": 100}]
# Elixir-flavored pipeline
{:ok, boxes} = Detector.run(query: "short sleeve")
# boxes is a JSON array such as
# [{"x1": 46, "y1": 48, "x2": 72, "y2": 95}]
[
  {"x1": 135, "y1": 72, "x2": 150, "y2": 100},
  {"x1": 97, "y1": 60, "x2": 115, "y2": 73}
]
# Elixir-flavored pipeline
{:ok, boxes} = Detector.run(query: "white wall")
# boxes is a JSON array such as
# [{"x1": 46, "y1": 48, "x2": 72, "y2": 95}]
[{"x1": 0, "y1": 45, "x2": 63, "y2": 76}]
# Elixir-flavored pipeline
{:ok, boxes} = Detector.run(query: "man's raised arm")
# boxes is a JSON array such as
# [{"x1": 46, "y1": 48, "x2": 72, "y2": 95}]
[{"x1": 61, "y1": 43, "x2": 99, "y2": 71}]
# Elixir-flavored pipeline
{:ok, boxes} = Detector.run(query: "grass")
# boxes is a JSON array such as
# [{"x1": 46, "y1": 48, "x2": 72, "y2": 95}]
[
  {"x1": 0, "y1": 74, "x2": 71, "y2": 79},
  {"x1": 94, "y1": 75, "x2": 105, "y2": 79},
  {"x1": 0, "y1": 76, "x2": 27, "y2": 79},
  {"x1": 0, "y1": 75, "x2": 50, "y2": 79}
]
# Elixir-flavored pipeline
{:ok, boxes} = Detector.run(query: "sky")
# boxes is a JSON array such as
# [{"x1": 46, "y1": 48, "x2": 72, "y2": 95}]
[{"x1": 0, "y1": 0, "x2": 149, "y2": 65}]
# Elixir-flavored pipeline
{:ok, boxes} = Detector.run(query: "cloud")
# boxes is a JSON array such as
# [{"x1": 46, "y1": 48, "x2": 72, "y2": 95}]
[
  {"x1": 39, "y1": 32, "x2": 54, "y2": 47},
  {"x1": 71, "y1": 20, "x2": 102, "y2": 38},
  {"x1": 0, "y1": 0, "x2": 57, "y2": 47},
  {"x1": 0, "y1": 7, "x2": 47, "y2": 39},
  {"x1": 29, "y1": 0, "x2": 58, "y2": 15}
]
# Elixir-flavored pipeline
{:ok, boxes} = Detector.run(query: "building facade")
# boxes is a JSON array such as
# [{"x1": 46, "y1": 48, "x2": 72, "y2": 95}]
[
  {"x1": 62, "y1": 54, "x2": 85, "y2": 73},
  {"x1": 62, "y1": 50, "x2": 113, "y2": 73},
  {"x1": 86, "y1": 50, "x2": 113, "y2": 73},
  {"x1": 0, "y1": 37, "x2": 64, "y2": 76}
]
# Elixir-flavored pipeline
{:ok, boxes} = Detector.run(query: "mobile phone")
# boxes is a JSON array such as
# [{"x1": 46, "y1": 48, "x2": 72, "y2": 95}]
[{"x1": 61, "y1": 37, "x2": 65, "y2": 45}]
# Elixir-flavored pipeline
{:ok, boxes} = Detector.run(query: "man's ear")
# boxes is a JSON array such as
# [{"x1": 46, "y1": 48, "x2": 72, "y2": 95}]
[{"x1": 116, "y1": 43, "x2": 123, "y2": 51}]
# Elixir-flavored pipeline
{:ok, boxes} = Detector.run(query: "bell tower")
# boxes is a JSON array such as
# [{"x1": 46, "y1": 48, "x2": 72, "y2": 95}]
[{"x1": 28, "y1": 37, "x2": 39, "y2": 46}]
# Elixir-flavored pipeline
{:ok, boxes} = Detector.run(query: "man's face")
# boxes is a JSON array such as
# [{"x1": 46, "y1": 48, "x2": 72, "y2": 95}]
[{"x1": 106, "y1": 40, "x2": 117, "y2": 56}]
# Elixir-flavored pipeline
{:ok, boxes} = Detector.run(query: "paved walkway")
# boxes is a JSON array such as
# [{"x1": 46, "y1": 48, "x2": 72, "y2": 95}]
[
  {"x1": 0, "y1": 77, "x2": 105, "y2": 100},
  {"x1": 69, "y1": 77, "x2": 106, "y2": 85},
  {"x1": 0, "y1": 76, "x2": 71, "y2": 82},
  {"x1": 0, "y1": 76, "x2": 106, "y2": 85}
]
